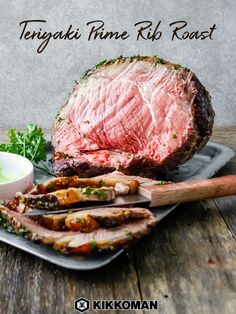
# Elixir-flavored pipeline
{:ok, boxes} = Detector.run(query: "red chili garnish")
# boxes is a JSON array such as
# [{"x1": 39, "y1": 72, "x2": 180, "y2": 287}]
[
  {"x1": 69, "y1": 244, "x2": 91, "y2": 255},
  {"x1": 69, "y1": 221, "x2": 82, "y2": 231}
]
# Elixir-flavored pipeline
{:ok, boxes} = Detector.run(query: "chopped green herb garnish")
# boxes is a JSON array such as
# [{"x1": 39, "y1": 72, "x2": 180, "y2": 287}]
[
  {"x1": 95, "y1": 59, "x2": 108, "y2": 68},
  {"x1": 182, "y1": 67, "x2": 190, "y2": 72},
  {"x1": 80, "y1": 69, "x2": 90, "y2": 82},
  {"x1": 76, "y1": 217, "x2": 85, "y2": 224},
  {"x1": 0, "y1": 215, "x2": 13, "y2": 233},
  {"x1": 36, "y1": 200, "x2": 43, "y2": 206},
  {"x1": 124, "y1": 230, "x2": 133, "y2": 240},
  {"x1": 158, "y1": 181, "x2": 167, "y2": 185},
  {"x1": 48, "y1": 183, "x2": 56, "y2": 192},
  {"x1": 55, "y1": 114, "x2": 64, "y2": 122},
  {"x1": 152, "y1": 55, "x2": 166, "y2": 64},
  {"x1": 129, "y1": 55, "x2": 140, "y2": 62},
  {"x1": 83, "y1": 187, "x2": 92, "y2": 196},
  {"x1": 3, "y1": 223, "x2": 13, "y2": 232},
  {"x1": 173, "y1": 64, "x2": 190, "y2": 72},
  {"x1": 89, "y1": 241, "x2": 97, "y2": 250},
  {"x1": 17, "y1": 227, "x2": 27, "y2": 236},
  {"x1": 48, "y1": 202, "x2": 57, "y2": 209},
  {"x1": 93, "y1": 189, "x2": 107, "y2": 201},
  {"x1": 100, "y1": 181, "x2": 107, "y2": 187},
  {"x1": 173, "y1": 64, "x2": 181, "y2": 70},
  {"x1": 172, "y1": 132, "x2": 177, "y2": 139}
]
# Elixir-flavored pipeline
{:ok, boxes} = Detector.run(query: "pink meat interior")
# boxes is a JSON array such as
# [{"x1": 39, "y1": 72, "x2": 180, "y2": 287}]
[{"x1": 53, "y1": 60, "x2": 198, "y2": 168}]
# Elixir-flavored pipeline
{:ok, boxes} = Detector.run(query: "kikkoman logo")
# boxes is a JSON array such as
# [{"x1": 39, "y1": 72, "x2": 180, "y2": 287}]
[
  {"x1": 75, "y1": 298, "x2": 90, "y2": 312},
  {"x1": 74, "y1": 298, "x2": 159, "y2": 312}
]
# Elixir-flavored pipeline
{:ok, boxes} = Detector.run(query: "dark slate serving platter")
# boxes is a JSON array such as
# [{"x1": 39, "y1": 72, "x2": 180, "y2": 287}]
[{"x1": 0, "y1": 142, "x2": 234, "y2": 270}]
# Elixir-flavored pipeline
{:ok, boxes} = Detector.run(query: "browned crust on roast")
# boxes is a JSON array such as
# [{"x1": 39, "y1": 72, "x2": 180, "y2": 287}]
[
  {"x1": 52, "y1": 153, "x2": 163, "y2": 179},
  {"x1": 156, "y1": 73, "x2": 214, "y2": 171},
  {"x1": 52, "y1": 154, "x2": 116, "y2": 177},
  {"x1": 79, "y1": 55, "x2": 190, "y2": 82}
]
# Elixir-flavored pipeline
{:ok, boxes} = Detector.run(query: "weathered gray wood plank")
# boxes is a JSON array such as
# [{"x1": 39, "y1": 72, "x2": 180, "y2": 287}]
[
  {"x1": 210, "y1": 128, "x2": 236, "y2": 238},
  {"x1": 213, "y1": 195, "x2": 236, "y2": 238},
  {"x1": 0, "y1": 245, "x2": 142, "y2": 314},
  {"x1": 211, "y1": 127, "x2": 236, "y2": 174},
  {"x1": 133, "y1": 199, "x2": 236, "y2": 314}
]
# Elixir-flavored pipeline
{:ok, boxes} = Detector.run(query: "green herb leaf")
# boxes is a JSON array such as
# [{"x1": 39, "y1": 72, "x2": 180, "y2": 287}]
[
  {"x1": 0, "y1": 124, "x2": 46, "y2": 163},
  {"x1": 95, "y1": 59, "x2": 108, "y2": 68},
  {"x1": 124, "y1": 230, "x2": 133, "y2": 240},
  {"x1": 0, "y1": 213, "x2": 13, "y2": 233},
  {"x1": 17, "y1": 227, "x2": 27, "y2": 237},
  {"x1": 93, "y1": 189, "x2": 107, "y2": 201},
  {"x1": 83, "y1": 187, "x2": 92, "y2": 196},
  {"x1": 89, "y1": 241, "x2": 97, "y2": 250},
  {"x1": 152, "y1": 55, "x2": 166, "y2": 64},
  {"x1": 172, "y1": 132, "x2": 177, "y2": 139},
  {"x1": 55, "y1": 114, "x2": 63, "y2": 122},
  {"x1": 76, "y1": 217, "x2": 85, "y2": 224}
]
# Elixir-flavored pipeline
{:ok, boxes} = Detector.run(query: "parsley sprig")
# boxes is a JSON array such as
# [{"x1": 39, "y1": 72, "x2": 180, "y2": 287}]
[{"x1": 0, "y1": 124, "x2": 53, "y2": 175}]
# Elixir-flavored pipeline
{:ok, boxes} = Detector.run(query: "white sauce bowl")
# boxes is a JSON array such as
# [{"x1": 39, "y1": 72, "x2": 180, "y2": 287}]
[{"x1": 0, "y1": 152, "x2": 34, "y2": 201}]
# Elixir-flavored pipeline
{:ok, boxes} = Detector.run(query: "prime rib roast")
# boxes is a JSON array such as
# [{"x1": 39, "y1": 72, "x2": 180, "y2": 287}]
[{"x1": 52, "y1": 55, "x2": 214, "y2": 178}]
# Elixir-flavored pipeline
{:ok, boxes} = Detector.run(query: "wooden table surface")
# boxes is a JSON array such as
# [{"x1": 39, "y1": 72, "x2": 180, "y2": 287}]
[{"x1": 0, "y1": 128, "x2": 236, "y2": 314}]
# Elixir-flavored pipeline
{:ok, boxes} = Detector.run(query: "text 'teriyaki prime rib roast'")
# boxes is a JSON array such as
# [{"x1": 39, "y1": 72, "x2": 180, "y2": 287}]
[{"x1": 52, "y1": 55, "x2": 214, "y2": 178}]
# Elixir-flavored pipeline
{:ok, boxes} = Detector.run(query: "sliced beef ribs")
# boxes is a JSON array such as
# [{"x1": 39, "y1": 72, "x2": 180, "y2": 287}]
[
  {"x1": 0, "y1": 205, "x2": 75, "y2": 244},
  {"x1": 52, "y1": 55, "x2": 214, "y2": 178},
  {"x1": 16, "y1": 186, "x2": 116, "y2": 210},
  {"x1": 54, "y1": 216, "x2": 157, "y2": 254},
  {"x1": 30, "y1": 173, "x2": 139, "y2": 195},
  {"x1": 0, "y1": 205, "x2": 157, "y2": 255},
  {"x1": 37, "y1": 207, "x2": 152, "y2": 232}
]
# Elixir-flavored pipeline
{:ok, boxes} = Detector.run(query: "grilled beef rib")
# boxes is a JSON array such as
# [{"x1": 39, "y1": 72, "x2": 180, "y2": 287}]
[{"x1": 52, "y1": 56, "x2": 214, "y2": 178}]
